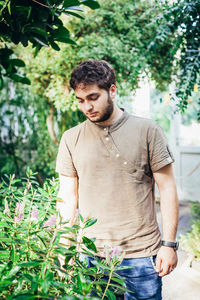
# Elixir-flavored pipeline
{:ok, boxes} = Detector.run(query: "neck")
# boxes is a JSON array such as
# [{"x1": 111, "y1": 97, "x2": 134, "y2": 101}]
[{"x1": 96, "y1": 106, "x2": 123, "y2": 127}]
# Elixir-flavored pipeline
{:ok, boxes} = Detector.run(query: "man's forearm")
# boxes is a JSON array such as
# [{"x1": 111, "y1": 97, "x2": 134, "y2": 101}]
[
  {"x1": 56, "y1": 175, "x2": 78, "y2": 247},
  {"x1": 159, "y1": 185, "x2": 179, "y2": 242}
]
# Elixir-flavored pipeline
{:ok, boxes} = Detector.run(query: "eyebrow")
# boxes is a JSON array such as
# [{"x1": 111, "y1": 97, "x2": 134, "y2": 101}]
[{"x1": 76, "y1": 92, "x2": 100, "y2": 100}]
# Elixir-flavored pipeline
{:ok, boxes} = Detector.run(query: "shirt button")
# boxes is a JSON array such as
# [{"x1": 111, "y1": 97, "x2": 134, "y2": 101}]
[
  {"x1": 105, "y1": 137, "x2": 109, "y2": 141},
  {"x1": 124, "y1": 161, "x2": 127, "y2": 165},
  {"x1": 116, "y1": 154, "x2": 119, "y2": 157}
]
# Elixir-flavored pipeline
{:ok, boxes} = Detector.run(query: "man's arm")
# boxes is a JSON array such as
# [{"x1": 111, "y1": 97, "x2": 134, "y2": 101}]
[
  {"x1": 56, "y1": 174, "x2": 78, "y2": 243},
  {"x1": 153, "y1": 163, "x2": 179, "y2": 277}
]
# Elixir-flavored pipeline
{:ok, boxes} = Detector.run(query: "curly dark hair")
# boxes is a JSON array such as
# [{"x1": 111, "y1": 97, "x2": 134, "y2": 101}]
[{"x1": 70, "y1": 59, "x2": 116, "y2": 91}]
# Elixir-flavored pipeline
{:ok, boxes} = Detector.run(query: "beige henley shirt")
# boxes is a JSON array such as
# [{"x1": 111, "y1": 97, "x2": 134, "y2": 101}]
[{"x1": 56, "y1": 110, "x2": 174, "y2": 258}]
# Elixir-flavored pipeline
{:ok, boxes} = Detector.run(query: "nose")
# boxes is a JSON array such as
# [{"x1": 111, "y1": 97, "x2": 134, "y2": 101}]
[{"x1": 84, "y1": 101, "x2": 93, "y2": 112}]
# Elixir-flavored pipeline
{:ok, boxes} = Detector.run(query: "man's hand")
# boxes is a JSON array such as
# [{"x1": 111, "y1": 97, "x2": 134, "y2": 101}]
[{"x1": 155, "y1": 246, "x2": 178, "y2": 277}]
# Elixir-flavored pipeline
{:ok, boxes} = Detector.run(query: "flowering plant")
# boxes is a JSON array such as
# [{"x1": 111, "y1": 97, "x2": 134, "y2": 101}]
[{"x1": 0, "y1": 170, "x2": 128, "y2": 299}]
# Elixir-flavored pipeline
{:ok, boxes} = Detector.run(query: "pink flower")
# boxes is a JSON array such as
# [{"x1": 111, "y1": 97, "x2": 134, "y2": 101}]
[
  {"x1": 30, "y1": 208, "x2": 38, "y2": 221},
  {"x1": 43, "y1": 215, "x2": 57, "y2": 230},
  {"x1": 14, "y1": 202, "x2": 24, "y2": 223},
  {"x1": 111, "y1": 246, "x2": 121, "y2": 258}
]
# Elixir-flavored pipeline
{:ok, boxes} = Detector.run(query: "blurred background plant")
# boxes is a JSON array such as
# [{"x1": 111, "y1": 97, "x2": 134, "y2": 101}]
[
  {"x1": 0, "y1": 170, "x2": 129, "y2": 299},
  {"x1": 179, "y1": 201, "x2": 200, "y2": 262}
]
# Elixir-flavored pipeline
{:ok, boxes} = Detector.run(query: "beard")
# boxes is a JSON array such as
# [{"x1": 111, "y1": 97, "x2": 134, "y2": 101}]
[{"x1": 86, "y1": 93, "x2": 114, "y2": 123}]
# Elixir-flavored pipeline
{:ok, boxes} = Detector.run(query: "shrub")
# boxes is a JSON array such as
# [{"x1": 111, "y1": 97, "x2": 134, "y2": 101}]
[
  {"x1": 0, "y1": 170, "x2": 128, "y2": 299},
  {"x1": 179, "y1": 201, "x2": 200, "y2": 262}
]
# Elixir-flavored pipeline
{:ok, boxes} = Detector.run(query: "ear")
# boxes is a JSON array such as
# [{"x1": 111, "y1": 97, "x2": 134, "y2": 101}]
[{"x1": 109, "y1": 84, "x2": 116, "y2": 100}]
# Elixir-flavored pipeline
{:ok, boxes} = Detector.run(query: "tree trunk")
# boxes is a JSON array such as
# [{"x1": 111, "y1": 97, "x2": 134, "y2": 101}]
[{"x1": 46, "y1": 104, "x2": 58, "y2": 144}]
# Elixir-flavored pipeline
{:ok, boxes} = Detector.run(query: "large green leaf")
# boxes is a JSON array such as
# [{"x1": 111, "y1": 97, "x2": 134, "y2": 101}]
[
  {"x1": 27, "y1": 27, "x2": 48, "y2": 39},
  {"x1": 64, "y1": 0, "x2": 81, "y2": 7},
  {"x1": 63, "y1": 10, "x2": 84, "y2": 19},
  {"x1": 10, "y1": 74, "x2": 31, "y2": 85},
  {"x1": 9, "y1": 59, "x2": 25, "y2": 67},
  {"x1": 52, "y1": 26, "x2": 70, "y2": 38},
  {"x1": 82, "y1": 236, "x2": 97, "y2": 253},
  {"x1": 81, "y1": 0, "x2": 100, "y2": 9},
  {"x1": 17, "y1": 260, "x2": 42, "y2": 267}
]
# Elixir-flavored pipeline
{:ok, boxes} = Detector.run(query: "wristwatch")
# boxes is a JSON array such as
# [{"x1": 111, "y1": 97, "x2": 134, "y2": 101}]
[{"x1": 161, "y1": 240, "x2": 179, "y2": 250}]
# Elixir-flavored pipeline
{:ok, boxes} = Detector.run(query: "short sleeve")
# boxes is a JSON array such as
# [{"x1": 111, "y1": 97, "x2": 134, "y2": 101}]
[
  {"x1": 56, "y1": 132, "x2": 77, "y2": 177},
  {"x1": 148, "y1": 122, "x2": 174, "y2": 172}
]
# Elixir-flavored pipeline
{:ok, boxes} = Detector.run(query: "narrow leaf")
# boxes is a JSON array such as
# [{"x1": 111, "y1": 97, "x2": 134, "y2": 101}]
[
  {"x1": 9, "y1": 59, "x2": 25, "y2": 67},
  {"x1": 84, "y1": 218, "x2": 97, "y2": 228},
  {"x1": 82, "y1": 236, "x2": 97, "y2": 253}
]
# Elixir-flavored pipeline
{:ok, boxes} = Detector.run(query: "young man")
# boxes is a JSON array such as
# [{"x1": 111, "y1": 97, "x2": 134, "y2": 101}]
[{"x1": 56, "y1": 60, "x2": 179, "y2": 299}]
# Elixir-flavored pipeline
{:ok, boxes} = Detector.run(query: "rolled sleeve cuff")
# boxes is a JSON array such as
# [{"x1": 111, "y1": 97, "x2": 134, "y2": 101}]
[{"x1": 151, "y1": 156, "x2": 174, "y2": 172}]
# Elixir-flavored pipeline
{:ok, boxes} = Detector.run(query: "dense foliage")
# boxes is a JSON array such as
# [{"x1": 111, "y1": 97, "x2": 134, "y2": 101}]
[
  {"x1": 150, "y1": 0, "x2": 200, "y2": 119},
  {"x1": 0, "y1": 171, "x2": 128, "y2": 299},
  {"x1": 0, "y1": 81, "x2": 85, "y2": 181},
  {"x1": 0, "y1": 0, "x2": 100, "y2": 87}
]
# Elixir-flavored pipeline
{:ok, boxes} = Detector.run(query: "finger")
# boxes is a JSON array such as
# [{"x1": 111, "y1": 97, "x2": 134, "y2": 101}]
[
  {"x1": 159, "y1": 264, "x2": 170, "y2": 277},
  {"x1": 155, "y1": 256, "x2": 162, "y2": 273},
  {"x1": 169, "y1": 265, "x2": 173, "y2": 273}
]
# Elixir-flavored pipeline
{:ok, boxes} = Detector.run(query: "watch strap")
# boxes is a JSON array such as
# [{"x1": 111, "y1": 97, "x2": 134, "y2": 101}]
[{"x1": 161, "y1": 240, "x2": 179, "y2": 250}]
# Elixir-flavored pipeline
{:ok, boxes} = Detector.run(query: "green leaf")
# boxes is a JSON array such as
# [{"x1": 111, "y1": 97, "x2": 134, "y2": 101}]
[
  {"x1": 0, "y1": 48, "x2": 13, "y2": 58},
  {"x1": 81, "y1": 0, "x2": 100, "y2": 9},
  {"x1": 49, "y1": 40, "x2": 60, "y2": 51},
  {"x1": 0, "y1": 279, "x2": 12, "y2": 288},
  {"x1": 17, "y1": 261, "x2": 42, "y2": 267},
  {"x1": 28, "y1": 27, "x2": 48, "y2": 39},
  {"x1": 33, "y1": 44, "x2": 42, "y2": 57},
  {"x1": 7, "y1": 0, "x2": 11, "y2": 14},
  {"x1": 10, "y1": 74, "x2": 31, "y2": 85},
  {"x1": 63, "y1": 10, "x2": 84, "y2": 19},
  {"x1": 82, "y1": 236, "x2": 97, "y2": 253},
  {"x1": 65, "y1": 254, "x2": 74, "y2": 265},
  {"x1": 79, "y1": 213, "x2": 84, "y2": 223},
  {"x1": 84, "y1": 218, "x2": 97, "y2": 228},
  {"x1": 11, "y1": 244, "x2": 19, "y2": 263},
  {"x1": 64, "y1": 0, "x2": 81, "y2": 7},
  {"x1": 9, "y1": 59, "x2": 25, "y2": 67},
  {"x1": 52, "y1": 26, "x2": 70, "y2": 38},
  {"x1": 54, "y1": 37, "x2": 76, "y2": 44},
  {"x1": 106, "y1": 289, "x2": 116, "y2": 300}
]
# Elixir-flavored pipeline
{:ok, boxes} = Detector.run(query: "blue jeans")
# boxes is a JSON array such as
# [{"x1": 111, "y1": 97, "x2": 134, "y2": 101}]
[{"x1": 82, "y1": 255, "x2": 162, "y2": 300}]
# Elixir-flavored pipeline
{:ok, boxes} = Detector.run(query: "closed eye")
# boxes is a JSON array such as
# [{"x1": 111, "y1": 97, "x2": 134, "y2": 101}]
[{"x1": 88, "y1": 96, "x2": 99, "y2": 101}]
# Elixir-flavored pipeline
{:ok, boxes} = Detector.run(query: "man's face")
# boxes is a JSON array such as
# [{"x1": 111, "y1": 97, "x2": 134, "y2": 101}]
[{"x1": 75, "y1": 84, "x2": 114, "y2": 123}]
